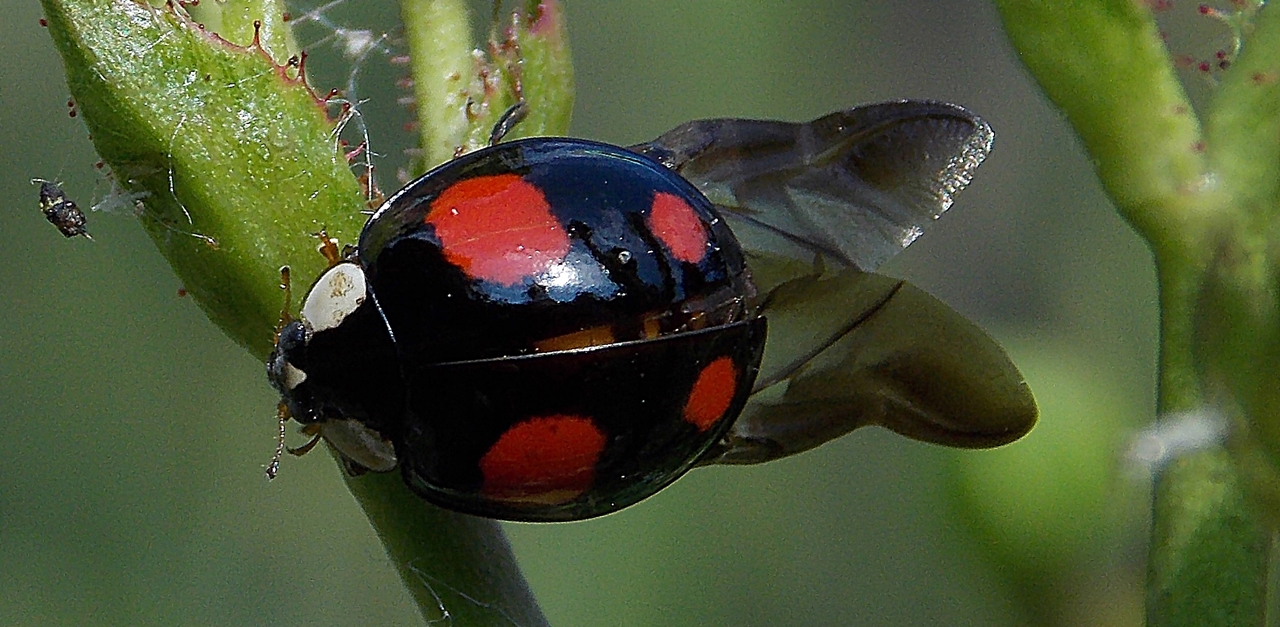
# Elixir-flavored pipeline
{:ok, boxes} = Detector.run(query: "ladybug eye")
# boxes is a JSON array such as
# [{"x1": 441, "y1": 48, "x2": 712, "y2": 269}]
[
  {"x1": 266, "y1": 322, "x2": 310, "y2": 394},
  {"x1": 301, "y1": 262, "x2": 367, "y2": 333}
]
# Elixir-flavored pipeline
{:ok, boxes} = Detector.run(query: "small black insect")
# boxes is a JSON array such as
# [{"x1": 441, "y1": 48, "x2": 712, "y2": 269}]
[{"x1": 34, "y1": 179, "x2": 92, "y2": 240}]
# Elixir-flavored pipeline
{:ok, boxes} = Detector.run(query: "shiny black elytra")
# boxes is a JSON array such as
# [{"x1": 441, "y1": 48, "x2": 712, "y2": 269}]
[
  {"x1": 272, "y1": 138, "x2": 766, "y2": 521},
  {"x1": 268, "y1": 100, "x2": 1039, "y2": 522}
]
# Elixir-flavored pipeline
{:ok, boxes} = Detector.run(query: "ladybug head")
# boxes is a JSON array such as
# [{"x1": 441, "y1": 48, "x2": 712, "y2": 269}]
[
  {"x1": 266, "y1": 261, "x2": 370, "y2": 422},
  {"x1": 265, "y1": 262, "x2": 402, "y2": 476},
  {"x1": 266, "y1": 320, "x2": 312, "y2": 420}
]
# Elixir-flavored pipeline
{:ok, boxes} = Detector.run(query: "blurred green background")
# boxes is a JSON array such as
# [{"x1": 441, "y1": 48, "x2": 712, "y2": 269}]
[{"x1": 1, "y1": 1, "x2": 1168, "y2": 625}]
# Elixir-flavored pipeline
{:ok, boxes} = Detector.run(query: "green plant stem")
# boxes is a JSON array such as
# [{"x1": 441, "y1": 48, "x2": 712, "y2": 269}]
[
  {"x1": 399, "y1": 0, "x2": 574, "y2": 171},
  {"x1": 344, "y1": 472, "x2": 549, "y2": 627},
  {"x1": 1148, "y1": 450, "x2": 1269, "y2": 625},
  {"x1": 994, "y1": 1, "x2": 1273, "y2": 625},
  {"x1": 399, "y1": 0, "x2": 474, "y2": 170},
  {"x1": 1147, "y1": 239, "x2": 1268, "y2": 627}
]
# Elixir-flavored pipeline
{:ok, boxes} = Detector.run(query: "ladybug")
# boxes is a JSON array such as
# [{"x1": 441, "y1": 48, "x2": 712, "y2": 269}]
[{"x1": 267, "y1": 100, "x2": 1038, "y2": 522}]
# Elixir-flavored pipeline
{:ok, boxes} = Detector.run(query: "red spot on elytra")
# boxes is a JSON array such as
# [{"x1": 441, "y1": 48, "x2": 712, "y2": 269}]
[
  {"x1": 479, "y1": 415, "x2": 605, "y2": 503},
  {"x1": 683, "y1": 357, "x2": 738, "y2": 431},
  {"x1": 427, "y1": 174, "x2": 570, "y2": 285},
  {"x1": 647, "y1": 192, "x2": 709, "y2": 264}
]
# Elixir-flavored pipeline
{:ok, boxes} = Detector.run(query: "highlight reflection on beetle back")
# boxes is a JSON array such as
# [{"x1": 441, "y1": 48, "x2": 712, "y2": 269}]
[{"x1": 362, "y1": 139, "x2": 753, "y2": 362}]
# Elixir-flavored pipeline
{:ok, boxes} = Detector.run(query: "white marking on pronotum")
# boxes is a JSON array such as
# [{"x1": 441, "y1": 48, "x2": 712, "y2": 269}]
[{"x1": 301, "y1": 261, "x2": 366, "y2": 332}]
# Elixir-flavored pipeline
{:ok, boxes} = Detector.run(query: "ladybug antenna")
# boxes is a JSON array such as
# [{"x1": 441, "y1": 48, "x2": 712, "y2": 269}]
[
  {"x1": 489, "y1": 100, "x2": 529, "y2": 146},
  {"x1": 266, "y1": 402, "x2": 290, "y2": 480}
]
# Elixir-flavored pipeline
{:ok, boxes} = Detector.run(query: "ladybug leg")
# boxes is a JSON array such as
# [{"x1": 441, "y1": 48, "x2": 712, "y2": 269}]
[
  {"x1": 488, "y1": 100, "x2": 529, "y2": 146},
  {"x1": 264, "y1": 405, "x2": 323, "y2": 479},
  {"x1": 288, "y1": 424, "x2": 325, "y2": 457},
  {"x1": 312, "y1": 229, "x2": 343, "y2": 266},
  {"x1": 487, "y1": 12, "x2": 528, "y2": 147}
]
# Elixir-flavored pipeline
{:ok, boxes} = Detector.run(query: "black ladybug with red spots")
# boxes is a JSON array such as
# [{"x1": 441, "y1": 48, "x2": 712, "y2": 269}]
[{"x1": 267, "y1": 100, "x2": 1038, "y2": 522}]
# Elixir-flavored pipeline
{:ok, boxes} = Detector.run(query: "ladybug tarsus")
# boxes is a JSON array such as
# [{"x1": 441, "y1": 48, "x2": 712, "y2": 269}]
[
  {"x1": 488, "y1": 100, "x2": 529, "y2": 146},
  {"x1": 313, "y1": 229, "x2": 342, "y2": 266},
  {"x1": 287, "y1": 425, "x2": 324, "y2": 457}
]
